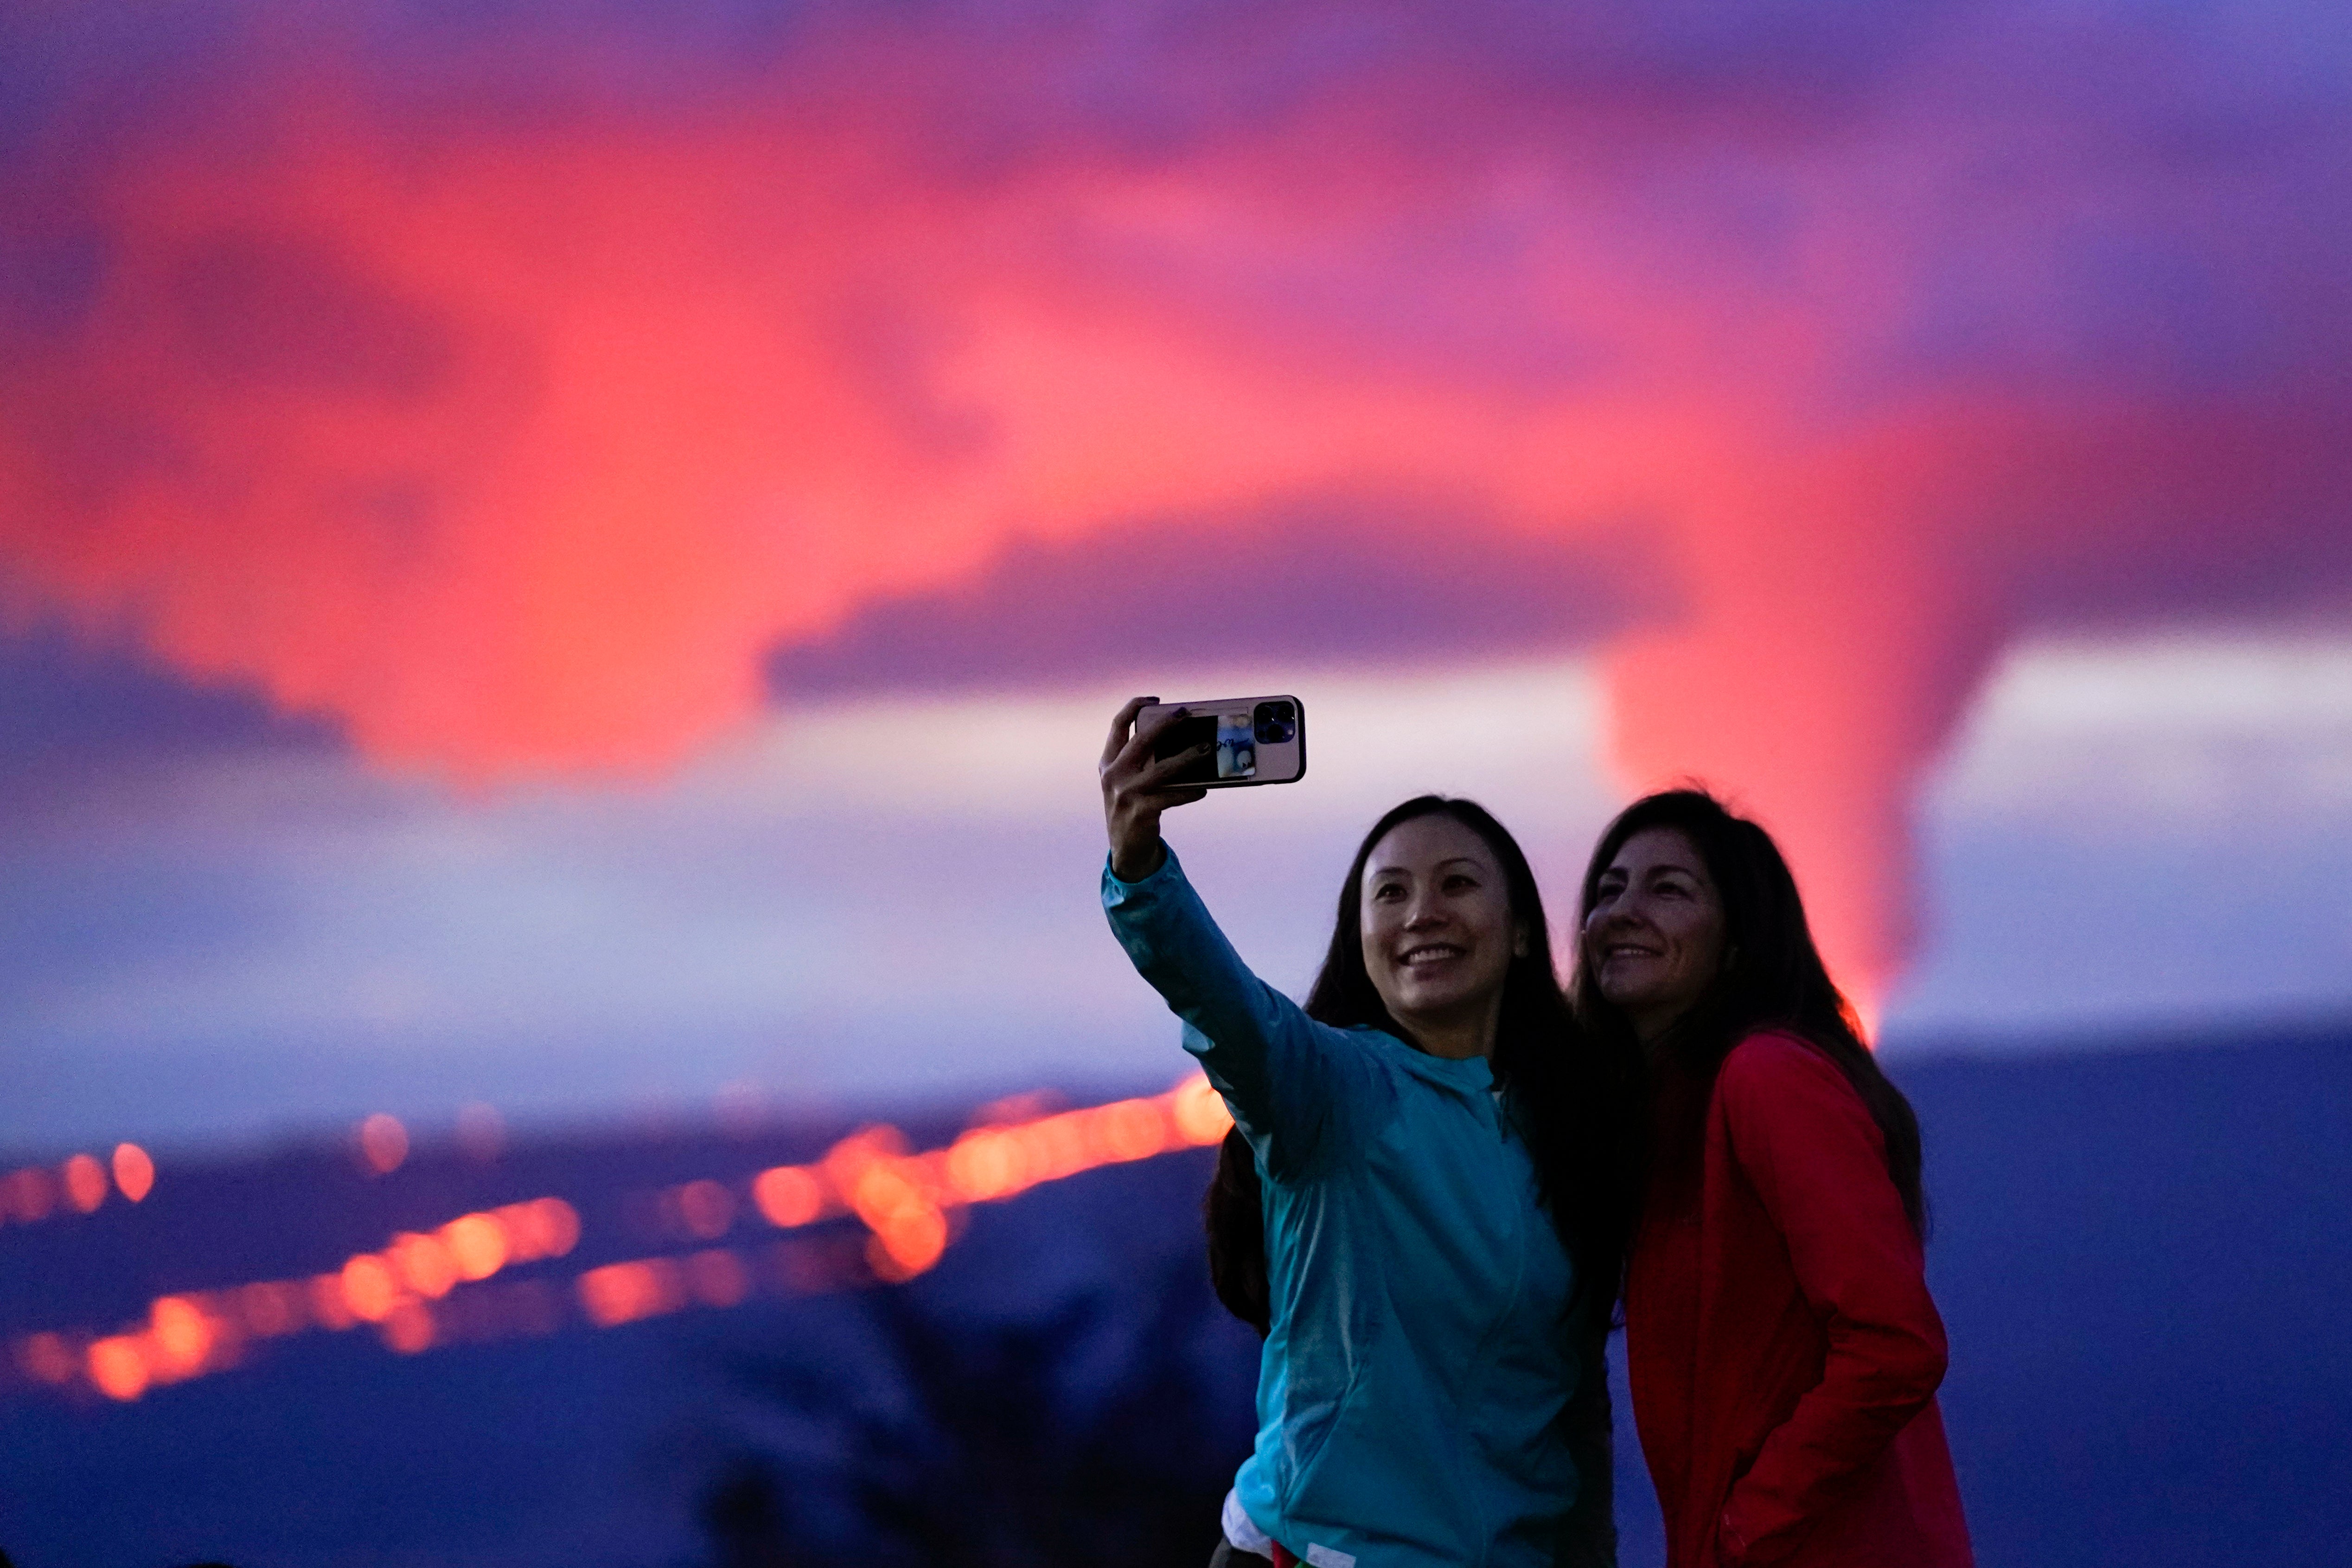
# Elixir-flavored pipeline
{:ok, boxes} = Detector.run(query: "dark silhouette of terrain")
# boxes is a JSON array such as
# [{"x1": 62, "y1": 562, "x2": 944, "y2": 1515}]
[{"x1": 699, "y1": 1262, "x2": 1232, "y2": 1568}]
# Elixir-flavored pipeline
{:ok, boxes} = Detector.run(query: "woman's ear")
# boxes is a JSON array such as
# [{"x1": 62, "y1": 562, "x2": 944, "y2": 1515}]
[{"x1": 1513, "y1": 921, "x2": 1530, "y2": 959}]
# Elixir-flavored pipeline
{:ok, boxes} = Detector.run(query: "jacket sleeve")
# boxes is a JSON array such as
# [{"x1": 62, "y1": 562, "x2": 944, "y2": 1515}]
[
  {"x1": 1555, "y1": 1311, "x2": 1618, "y2": 1568},
  {"x1": 1714, "y1": 1036, "x2": 1947, "y2": 1567},
  {"x1": 1102, "y1": 845, "x2": 1382, "y2": 1181}
]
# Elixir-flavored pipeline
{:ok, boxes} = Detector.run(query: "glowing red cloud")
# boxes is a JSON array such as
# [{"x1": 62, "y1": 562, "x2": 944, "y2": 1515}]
[{"x1": 4, "y1": 0, "x2": 2348, "y2": 998}]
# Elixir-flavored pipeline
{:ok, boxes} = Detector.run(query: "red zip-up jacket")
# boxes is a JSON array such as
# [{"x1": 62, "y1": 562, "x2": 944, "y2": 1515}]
[{"x1": 1627, "y1": 1031, "x2": 1973, "y2": 1568}]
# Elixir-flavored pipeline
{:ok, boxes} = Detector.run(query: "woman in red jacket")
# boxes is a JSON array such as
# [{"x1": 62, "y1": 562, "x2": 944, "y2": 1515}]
[{"x1": 1574, "y1": 789, "x2": 1973, "y2": 1568}]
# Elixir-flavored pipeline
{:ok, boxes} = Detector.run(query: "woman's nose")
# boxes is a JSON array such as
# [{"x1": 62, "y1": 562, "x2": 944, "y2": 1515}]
[{"x1": 1594, "y1": 908, "x2": 1643, "y2": 940}]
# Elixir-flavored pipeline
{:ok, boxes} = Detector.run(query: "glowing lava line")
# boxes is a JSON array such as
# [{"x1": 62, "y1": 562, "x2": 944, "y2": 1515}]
[{"x1": 8, "y1": 1074, "x2": 1234, "y2": 1402}]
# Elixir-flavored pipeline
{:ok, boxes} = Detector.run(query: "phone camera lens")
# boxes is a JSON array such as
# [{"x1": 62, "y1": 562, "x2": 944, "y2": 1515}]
[{"x1": 1252, "y1": 701, "x2": 1296, "y2": 745}]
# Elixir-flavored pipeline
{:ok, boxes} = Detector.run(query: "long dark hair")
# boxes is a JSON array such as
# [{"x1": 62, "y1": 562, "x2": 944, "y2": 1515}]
[
  {"x1": 1570, "y1": 788, "x2": 1926, "y2": 1235},
  {"x1": 1206, "y1": 796, "x2": 1638, "y2": 1334}
]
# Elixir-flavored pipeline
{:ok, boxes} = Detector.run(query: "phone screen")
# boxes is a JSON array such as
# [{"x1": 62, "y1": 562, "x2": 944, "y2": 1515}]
[{"x1": 1145, "y1": 697, "x2": 1305, "y2": 787}]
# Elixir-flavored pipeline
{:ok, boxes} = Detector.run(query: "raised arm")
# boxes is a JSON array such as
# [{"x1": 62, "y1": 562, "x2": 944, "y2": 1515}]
[
  {"x1": 1714, "y1": 1035, "x2": 1948, "y2": 1566},
  {"x1": 1098, "y1": 698, "x2": 1378, "y2": 1178}
]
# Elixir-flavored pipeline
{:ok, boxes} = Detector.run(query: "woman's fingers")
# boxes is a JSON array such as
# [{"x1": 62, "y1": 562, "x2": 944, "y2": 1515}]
[
  {"x1": 1125, "y1": 702, "x2": 1189, "y2": 762},
  {"x1": 1105, "y1": 701, "x2": 1190, "y2": 785},
  {"x1": 1136, "y1": 741, "x2": 1214, "y2": 792},
  {"x1": 1100, "y1": 696, "x2": 1156, "y2": 770}
]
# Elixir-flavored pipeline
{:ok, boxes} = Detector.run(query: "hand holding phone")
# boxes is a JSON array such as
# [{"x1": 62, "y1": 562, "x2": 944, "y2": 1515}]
[
  {"x1": 1099, "y1": 694, "x2": 1307, "y2": 880},
  {"x1": 1138, "y1": 696, "x2": 1306, "y2": 788}
]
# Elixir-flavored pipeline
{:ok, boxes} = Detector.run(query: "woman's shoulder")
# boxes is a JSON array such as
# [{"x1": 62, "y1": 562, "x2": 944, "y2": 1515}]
[{"x1": 1716, "y1": 1029, "x2": 1857, "y2": 1108}]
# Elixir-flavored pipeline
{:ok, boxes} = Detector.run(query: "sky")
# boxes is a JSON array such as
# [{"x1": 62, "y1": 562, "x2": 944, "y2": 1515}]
[{"x1": 2, "y1": 0, "x2": 2349, "y2": 1151}]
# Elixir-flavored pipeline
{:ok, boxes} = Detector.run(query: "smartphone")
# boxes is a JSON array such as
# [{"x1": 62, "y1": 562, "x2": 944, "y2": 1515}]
[{"x1": 1142, "y1": 695, "x2": 1307, "y2": 787}]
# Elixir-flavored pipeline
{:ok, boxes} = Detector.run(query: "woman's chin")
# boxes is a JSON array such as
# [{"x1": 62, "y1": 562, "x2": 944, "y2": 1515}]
[
  {"x1": 1595, "y1": 980, "x2": 1657, "y2": 1017},
  {"x1": 1392, "y1": 983, "x2": 1484, "y2": 1027}
]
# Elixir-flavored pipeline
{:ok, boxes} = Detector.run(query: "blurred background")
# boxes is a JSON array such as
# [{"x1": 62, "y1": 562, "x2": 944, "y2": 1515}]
[{"x1": 2, "y1": 0, "x2": 2348, "y2": 1563}]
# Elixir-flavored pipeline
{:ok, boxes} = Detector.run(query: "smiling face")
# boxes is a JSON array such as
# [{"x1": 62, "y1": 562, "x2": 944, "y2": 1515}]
[
  {"x1": 1584, "y1": 826, "x2": 1729, "y2": 1043},
  {"x1": 1360, "y1": 813, "x2": 1525, "y2": 1059}
]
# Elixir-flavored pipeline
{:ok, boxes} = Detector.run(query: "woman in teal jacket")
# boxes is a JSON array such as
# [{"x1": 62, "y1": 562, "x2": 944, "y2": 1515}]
[{"x1": 1099, "y1": 698, "x2": 1627, "y2": 1568}]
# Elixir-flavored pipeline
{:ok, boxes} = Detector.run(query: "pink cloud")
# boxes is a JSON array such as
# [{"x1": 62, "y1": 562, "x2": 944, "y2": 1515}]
[{"x1": 2, "y1": 0, "x2": 2346, "y2": 995}]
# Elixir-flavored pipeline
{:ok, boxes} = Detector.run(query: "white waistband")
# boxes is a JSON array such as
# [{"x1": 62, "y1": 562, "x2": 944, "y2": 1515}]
[{"x1": 1222, "y1": 1487, "x2": 1275, "y2": 1555}]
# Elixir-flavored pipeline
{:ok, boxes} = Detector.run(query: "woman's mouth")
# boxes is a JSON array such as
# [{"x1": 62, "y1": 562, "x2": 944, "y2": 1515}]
[{"x1": 1399, "y1": 943, "x2": 1467, "y2": 968}]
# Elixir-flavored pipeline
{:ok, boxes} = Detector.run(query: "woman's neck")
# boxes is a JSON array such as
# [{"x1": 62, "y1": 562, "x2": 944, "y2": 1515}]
[
  {"x1": 1398, "y1": 994, "x2": 1504, "y2": 1061},
  {"x1": 1633, "y1": 1003, "x2": 1693, "y2": 1053}
]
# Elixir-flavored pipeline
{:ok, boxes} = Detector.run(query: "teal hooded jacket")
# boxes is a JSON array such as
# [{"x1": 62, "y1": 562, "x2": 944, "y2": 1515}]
[{"x1": 1105, "y1": 846, "x2": 1599, "y2": 1568}]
